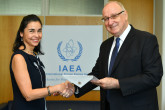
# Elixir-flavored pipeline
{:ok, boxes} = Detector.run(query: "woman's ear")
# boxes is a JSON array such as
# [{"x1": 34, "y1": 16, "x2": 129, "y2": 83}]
[{"x1": 20, "y1": 32, "x2": 23, "y2": 37}]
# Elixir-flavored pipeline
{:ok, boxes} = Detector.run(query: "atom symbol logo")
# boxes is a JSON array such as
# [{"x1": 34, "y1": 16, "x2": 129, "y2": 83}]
[
  {"x1": 57, "y1": 39, "x2": 83, "y2": 62},
  {"x1": 63, "y1": 40, "x2": 77, "y2": 58}
]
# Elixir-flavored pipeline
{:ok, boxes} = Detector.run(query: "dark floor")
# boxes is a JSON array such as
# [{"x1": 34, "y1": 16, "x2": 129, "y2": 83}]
[{"x1": 0, "y1": 101, "x2": 100, "y2": 110}]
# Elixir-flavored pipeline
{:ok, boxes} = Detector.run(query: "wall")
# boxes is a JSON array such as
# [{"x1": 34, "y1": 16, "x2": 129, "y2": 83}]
[
  {"x1": 154, "y1": 0, "x2": 163, "y2": 110},
  {"x1": 155, "y1": 0, "x2": 165, "y2": 110},
  {"x1": 0, "y1": 0, "x2": 154, "y2": 104},
  {"x1": 45, "y1": 16, "x2": 105, "y2": 101},
  {"x1": 162, "y1": 0, "x2": 165, "y2": 109}
]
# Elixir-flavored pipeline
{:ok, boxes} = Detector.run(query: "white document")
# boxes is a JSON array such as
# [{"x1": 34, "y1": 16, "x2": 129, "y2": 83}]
[{"x1": 63, "y1": 75, "x2": 98, "y2": 88}]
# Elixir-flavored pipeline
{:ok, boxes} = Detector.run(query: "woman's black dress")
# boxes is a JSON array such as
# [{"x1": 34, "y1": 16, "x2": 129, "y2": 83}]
[{"x1": 10, "y1": 50, "x2": 46, "y2": 110}]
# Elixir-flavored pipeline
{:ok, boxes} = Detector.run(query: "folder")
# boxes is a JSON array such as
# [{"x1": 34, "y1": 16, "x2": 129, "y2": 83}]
[{"x1": 63, "y1": 75, "x2": 98, "y2": 88}]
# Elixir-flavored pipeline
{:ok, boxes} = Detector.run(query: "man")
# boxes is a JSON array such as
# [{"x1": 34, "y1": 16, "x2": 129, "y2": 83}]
[{"x1": 74, "y1": 1, "x2": 163, "y2": 110}]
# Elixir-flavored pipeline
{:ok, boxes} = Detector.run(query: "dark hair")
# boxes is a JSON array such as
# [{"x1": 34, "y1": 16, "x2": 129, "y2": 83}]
[{"x1": 12, "y1": 14, "x2": 44, "y2": 55}]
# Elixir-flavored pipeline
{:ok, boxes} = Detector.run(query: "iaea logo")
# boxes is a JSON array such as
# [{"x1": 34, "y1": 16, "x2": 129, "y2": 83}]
[{"x1": 57, "y1": 39, "x2": 83, "y2": 61}]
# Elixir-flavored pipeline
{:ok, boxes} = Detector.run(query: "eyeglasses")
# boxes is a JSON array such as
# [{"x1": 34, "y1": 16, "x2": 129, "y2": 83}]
[{"x1": 101, "y1": 11, "x2": 125, "y2": 22}]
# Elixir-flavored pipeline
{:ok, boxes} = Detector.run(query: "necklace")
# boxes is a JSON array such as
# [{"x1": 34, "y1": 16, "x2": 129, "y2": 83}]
[{"x1": 24, "y1": 49, "x2": 34, "y2": 55}]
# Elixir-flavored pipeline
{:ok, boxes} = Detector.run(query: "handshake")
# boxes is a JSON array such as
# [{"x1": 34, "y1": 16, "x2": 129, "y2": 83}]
[
  {"x1": 49, "y1": 81, "x2": 75, "y2": 98},
  {"x1": 47, "y1": 75, "x2": 100, "y2": 98}
]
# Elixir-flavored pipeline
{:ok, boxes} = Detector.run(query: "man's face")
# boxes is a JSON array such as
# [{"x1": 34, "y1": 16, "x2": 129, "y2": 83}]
[{"x1": 102, "y1": 2, "x2": 128, "y2": 37}]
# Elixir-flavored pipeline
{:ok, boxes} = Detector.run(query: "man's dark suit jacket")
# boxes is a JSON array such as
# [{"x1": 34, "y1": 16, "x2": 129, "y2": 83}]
[{"x1": 75, "y1": 25, "x2": 163, "y2": 110}]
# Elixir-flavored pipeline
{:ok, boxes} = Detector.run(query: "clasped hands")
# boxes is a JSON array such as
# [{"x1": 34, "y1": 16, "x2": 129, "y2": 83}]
[
  {"x1": 53, "y1": 81, "x2": 75, "y2": 98},
  {"x1": 52, "y1": 77, "x2": 119, "y2": 98}
]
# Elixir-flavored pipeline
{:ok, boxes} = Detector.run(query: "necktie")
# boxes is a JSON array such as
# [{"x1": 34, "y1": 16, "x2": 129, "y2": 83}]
[
  {"x1": 107, "y1": 37, "x2": 120, "y2": 102},
  {"x1": 108, "y1": 37, "x2": 120, "y2": 76}
]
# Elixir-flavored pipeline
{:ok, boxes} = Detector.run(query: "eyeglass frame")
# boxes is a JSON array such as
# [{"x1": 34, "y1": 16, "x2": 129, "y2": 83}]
[{"x1": 101, "y1": 10, "x2": 125, "y2": 22}]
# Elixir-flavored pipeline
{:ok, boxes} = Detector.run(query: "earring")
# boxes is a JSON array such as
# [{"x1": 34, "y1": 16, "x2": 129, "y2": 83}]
[{"x1": 21, "y1": 37, "x2": 23, "y2": 41}]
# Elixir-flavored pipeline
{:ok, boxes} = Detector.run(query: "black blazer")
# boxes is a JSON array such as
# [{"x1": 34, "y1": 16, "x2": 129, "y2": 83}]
[{"x1": 75, "y1": 25, "x2": 163, "y2": 110}]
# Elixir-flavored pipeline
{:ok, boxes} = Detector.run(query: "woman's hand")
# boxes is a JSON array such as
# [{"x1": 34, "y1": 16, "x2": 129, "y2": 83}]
[{"x1": 61, "y1": 81, "x2": 75, "y2": 98}]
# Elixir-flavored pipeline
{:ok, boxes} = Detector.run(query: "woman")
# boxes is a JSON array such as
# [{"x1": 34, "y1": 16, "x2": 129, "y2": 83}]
[{"x1": 10, "y1": 14, "x2": 74, "y2": 110}]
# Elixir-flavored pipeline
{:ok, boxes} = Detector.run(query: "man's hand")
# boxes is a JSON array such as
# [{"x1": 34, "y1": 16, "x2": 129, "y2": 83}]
[
  {"x1": 91, "y1": 77, "x2": 120, "y2": 89},
  {"x1": 60, "y1": 81, "x2": 75, "y2": 98}
]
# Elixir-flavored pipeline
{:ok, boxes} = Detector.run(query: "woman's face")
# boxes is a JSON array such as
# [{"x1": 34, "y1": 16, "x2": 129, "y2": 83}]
[{"x1": 20, "y1": 21, "x2": 42, "y2": 49}]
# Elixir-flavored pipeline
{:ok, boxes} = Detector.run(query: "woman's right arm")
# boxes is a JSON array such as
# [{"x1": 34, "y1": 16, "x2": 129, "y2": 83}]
[{"x1": 12, "y1": 54, "x2": 66, "y2": 101}]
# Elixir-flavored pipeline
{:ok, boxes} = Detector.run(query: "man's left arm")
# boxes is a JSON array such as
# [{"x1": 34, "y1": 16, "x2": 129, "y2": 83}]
[{"x1": 119, "y1": 34, "x2": 163, "y2": 96}]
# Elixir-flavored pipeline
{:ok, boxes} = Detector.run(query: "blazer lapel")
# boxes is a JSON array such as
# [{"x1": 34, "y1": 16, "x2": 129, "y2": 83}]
[{"x1": 110, "y1": 26, "x2": 136, "y2": 75}]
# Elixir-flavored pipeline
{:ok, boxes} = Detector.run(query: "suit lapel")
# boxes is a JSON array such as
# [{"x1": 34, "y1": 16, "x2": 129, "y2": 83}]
[
  {"x1": 110, "y1": 26, "x2": 136, "y2": 76},
  {"x1": 105, "y1": 37, "x2": 114, "y2": 77}
]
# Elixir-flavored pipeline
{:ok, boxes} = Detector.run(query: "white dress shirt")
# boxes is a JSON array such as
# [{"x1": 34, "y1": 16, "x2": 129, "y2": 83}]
[{"x1": 108, "y1": 25, "x2": 131, "y2": 73}]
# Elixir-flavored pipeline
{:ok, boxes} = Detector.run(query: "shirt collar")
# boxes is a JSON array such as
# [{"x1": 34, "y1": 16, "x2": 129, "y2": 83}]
[{"x1": 115, "y1": 24, "x2": 131, "y2": 42}]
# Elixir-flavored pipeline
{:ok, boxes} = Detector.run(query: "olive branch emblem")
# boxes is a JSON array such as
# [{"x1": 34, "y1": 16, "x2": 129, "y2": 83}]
[{"x1": 57, "y1": 41, "x2": 83, "y2": 62}]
